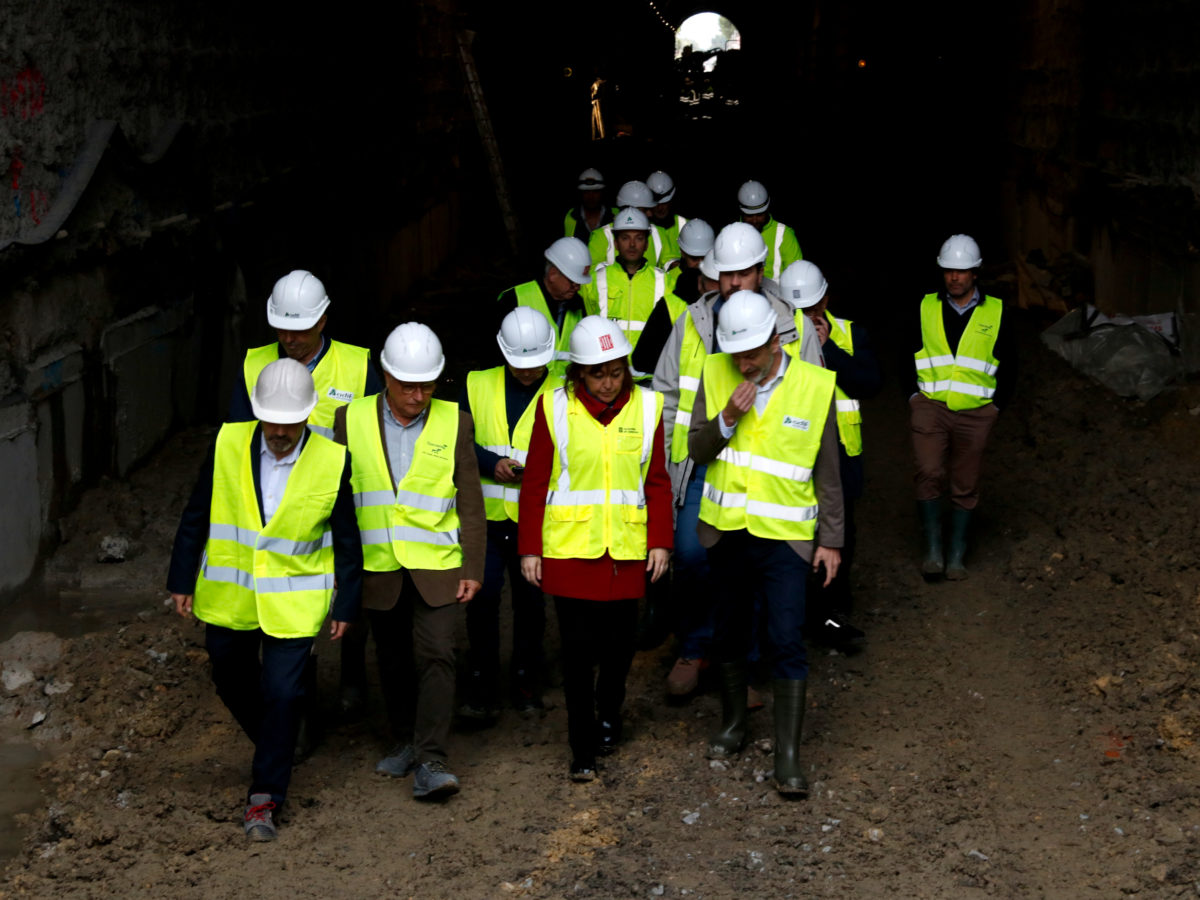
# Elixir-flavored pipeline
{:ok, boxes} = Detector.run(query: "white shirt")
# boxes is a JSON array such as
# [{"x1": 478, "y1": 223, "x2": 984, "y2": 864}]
[
  {"x1": 259, "y1": 432, "x2": 304, "y2": 523},
  {"x1": 717, "y1": 349, "x2": 789, "y2": 440},
  {"x1": 383, "y1": 402, "x2": 428, "y2": 487}
]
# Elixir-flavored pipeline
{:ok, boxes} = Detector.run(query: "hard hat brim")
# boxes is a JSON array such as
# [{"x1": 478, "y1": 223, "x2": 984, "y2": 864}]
[
  {"x1": 266, "y1": 297, "x2": 330, "y2": 331},
  {"x1": 380, "y1": 355, "x2": 445, "y2": 383},
  {"x1": 788, "y1": 282, "x2": 828, "y2": 309},
  {"x1": 497, "y1": 337, "x2": 554, "y2": 369},
  {"x1": 713, "y1": 247, "x2": 768, "y2": 272},
  {"x1": 936, "y1": 256, "x2": 982, "y2": 270},
  {"x1": 250, "y1": 393, "x2": 318, "y2": 425},
  {"x1": 739, "y1": 202, "x2": 769, "y2": 215},
  {"x1": 716, "y1": 323, "x2": 775, "y2": 354}
]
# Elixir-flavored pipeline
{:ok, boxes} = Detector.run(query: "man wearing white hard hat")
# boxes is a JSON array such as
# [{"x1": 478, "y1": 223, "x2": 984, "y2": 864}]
[
  {"x1": 334, "y1": 323, "x2": 485, "y2": 800},
  {"x1": 580, "y1": 207, "x2": 677, "y2": 381},
  {"x1": 168, "y1": 358, "x2": 363, "y2": 841},
  {"x1": 688, "y1": 290, "x2": 844, "y2": 797},
  {"x1": 737, "y1": 180, "x2": 802, "y2": 281},
  {"x1": 588, "y1": 181, "x2": 672, "y2": 268},
  {"x1": 456, "y1": 308, "x2": 564, "y2": 720},
  {"x1": 908, "y1": 234, "x2": 1015, "y2": 581},
  {"x1": 230, "y1": 269, "x2": 383, "y2": 439},
  {"x1": 780, "y1": 260, "x2": 881, "y2": 649},
  {"x1": 648, "y1": 223, "x2": 818, "y2": 698},
  {"x1": 496, "y1": 237, "x2": 594, "y2": 372},
  {"x1": 564, "y1": 167, "x2": 615, "y2": 241},
  {"x1": 646, "y1": 170, "x2": 688, "y2": 262}
]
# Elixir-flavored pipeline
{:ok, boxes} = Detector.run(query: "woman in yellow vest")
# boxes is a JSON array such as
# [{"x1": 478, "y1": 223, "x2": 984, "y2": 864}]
[{"x1": 517, "y1": 316, "x2": 673, "y2": 782}]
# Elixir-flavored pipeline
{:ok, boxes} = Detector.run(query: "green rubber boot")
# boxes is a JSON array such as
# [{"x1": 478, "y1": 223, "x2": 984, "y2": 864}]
[
  {"x1": 706, "y1": 663, "x2": 748, "y2": 759},
  {"x1": 771, "y1": 679, "x2": 809, "y2": 796},
  {"x1": 919, "y1": 500, "x2": 944, "y2": 580},
  {"x1": 946, "y1": 507, "x2": 972, "y2": 580}
]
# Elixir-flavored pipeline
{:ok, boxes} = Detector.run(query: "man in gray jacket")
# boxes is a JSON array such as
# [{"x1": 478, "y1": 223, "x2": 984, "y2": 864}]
[{"x1": 651, "y1": 223, "x2": 822, "y2": 698}]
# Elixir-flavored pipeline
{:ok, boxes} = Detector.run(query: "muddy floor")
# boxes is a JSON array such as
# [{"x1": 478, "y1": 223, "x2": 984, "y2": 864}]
[{"x1": 3, "y1": 316, "x2": 1200, "y2": 899}]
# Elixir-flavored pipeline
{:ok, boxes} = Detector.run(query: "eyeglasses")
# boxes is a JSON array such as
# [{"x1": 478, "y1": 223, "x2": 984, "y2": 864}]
[{"x1": 395, "y1": 381, "x2": 436, "y2": 396}]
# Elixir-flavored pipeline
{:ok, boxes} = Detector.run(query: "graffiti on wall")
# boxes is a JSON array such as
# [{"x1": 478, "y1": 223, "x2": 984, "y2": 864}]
[{"x1": 3, "y1": 66, "x2": 53, "y2": 226}]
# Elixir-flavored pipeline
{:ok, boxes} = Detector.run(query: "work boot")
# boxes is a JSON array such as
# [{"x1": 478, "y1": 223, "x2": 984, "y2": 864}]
[
  {"x1": 919, "y1": 500, "x2": 945, "y2": 580},
  {"x1": 375, "y1": 743, "x2": 417, "y2": 778},
  {"x1": 666, "y1": 657, "x2": 707, "y2": 697},
  {"x1": 706, "y1": 663, "x2": 748, "y2": 759},
  {"x1": 457, "y1": 669, "x2": 500, "y2": 725},
  {"x1": 771, "y1": 679, "x2": 809, "y2": 797},
  {"x1": 946, "y1": 507, "x2": 972, "y2": 581},
  {"x1": 412, "y1": 761, "x2": 460, "y2": 799}
]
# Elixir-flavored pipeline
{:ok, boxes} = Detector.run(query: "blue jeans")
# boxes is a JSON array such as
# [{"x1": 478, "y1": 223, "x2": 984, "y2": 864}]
[
  {"x1": 673, "y1": 465, "x2": 714, "y2": 659},
  {"x1": 707, "y1": 530, "x2": 810, "y2": 680},
  {"x1": 205, "y1": 625, "x2": 313, "y2": 807}
]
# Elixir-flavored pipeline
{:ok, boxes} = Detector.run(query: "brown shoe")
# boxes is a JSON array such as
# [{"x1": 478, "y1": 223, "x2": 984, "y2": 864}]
[
  {"x1": 666, "y1": 657, "x2": 708, "y2": 696},
  {"x1": 747, "y1": 685, "x2": 765, "y2": 711}
]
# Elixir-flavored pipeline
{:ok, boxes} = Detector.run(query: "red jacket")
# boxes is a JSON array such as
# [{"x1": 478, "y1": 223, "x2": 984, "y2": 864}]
[{"x1": 518, "y1": 384, "x2": 673, "y2": 601}]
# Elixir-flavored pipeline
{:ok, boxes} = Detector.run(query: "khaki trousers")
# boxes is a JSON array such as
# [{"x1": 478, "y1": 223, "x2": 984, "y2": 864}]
[{"x1": 910, "y1": 395, "x2": 998, "y2": 511}]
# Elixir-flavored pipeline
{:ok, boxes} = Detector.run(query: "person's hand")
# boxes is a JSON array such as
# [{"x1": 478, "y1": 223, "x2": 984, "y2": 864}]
[
  {"x1": 810, "y1": 314, "x2": 830, "y2": 345},
  {"x1": 721, "y1": 381, "x2": 757, "y2": 427},
  {"x1": 646, "y1": 548, "x2": 671, "y2": 583},
  {"x1": 457, "y1": 579, "x2": 482, "y2": 603},
  {"x1": 812, "y1": 546, "x2": 841, "y2": 588},
  {"x1": 494, "y1": 458, "x2": 522, "y2": 483},
  {"x1": 330, "y1": 620, "x2": 350, "y2": 641},
  {"x1": 172, "y1": 594, "x2": 193, "y2": 619},
  {"x1": 521, "y1": 555, "x2": 542, "y2": 587}
]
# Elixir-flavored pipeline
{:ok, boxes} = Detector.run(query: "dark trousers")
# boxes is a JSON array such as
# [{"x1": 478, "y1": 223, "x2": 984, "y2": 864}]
[
  {"x1": 708, "y1": 530, "x2": 810, "y2": 680},
  {"x1": 673, "y1": 465, "x2": 714, "y2": 659},
  {"x1": 466, "y1": 520, "x2": 546, "y2": 681},
  {"x1": 205, "y1": 624, "x2": 313, "y2": 807},
  {"x1": 366, "y1": 578, "x2": 460, "y2": 764},
  {"x1": 555, "y1": 596, "x2": 638, "y2": 761},
  {"x1": 911, "y1": 395, "x2": 999, "y2": 510},
  {"x1": 808, "y1": 493, "x2": 857, "y2": 622}
]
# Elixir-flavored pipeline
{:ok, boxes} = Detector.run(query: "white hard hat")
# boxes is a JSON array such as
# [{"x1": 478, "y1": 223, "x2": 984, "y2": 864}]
[
  {"x1": 716, "y1": 291, "x2": 776, "y2": 353},
  {"x1": 712, "y1": 222, "x2": 768, "y2": 272},
  {"x1": 779, "y1": 260, "x2": 828, "y2": 309},
  {"x1": 737, "y1": 180, "x2": 770, "y2": 215},
  {"x1": 577, "y1": 168, "x2": 605, "y2": 190},
  {"x1": 937, "y1": 234, "x2": 982, "y2": 269},
  {"x1": 615, "y1": 181, "x2": 654, "y2": 209},
  {"x1": 497, "y1": 307, "x2": 554, "y2": 368},
  {"x1": 569, "y1": 315, "x2": 632, "y2": 366},
  {"x1": 545, "y1": 236, "x2": 593, "y2": 284},
  {"x1": 612, "y1": 207, "x2": 650, "y2": 232},
  {"x1": 380, "y1": 323, "x2": 445, "y2": 382},
  {"x1": 267, "y1": 270, "x2": 330, "y2": 330},
  {"x1": 699, "y1": 249, "x2": 719, "y2": 282},
  {"x1": 250, "y1": 358, "x2": 318, "y2": 424},
  {"x1": 646, "y1": 170, "x2": 675, "y2": 203},
  {"x1": 677, "y1": 218, "x2": 715, "y2": 257}
]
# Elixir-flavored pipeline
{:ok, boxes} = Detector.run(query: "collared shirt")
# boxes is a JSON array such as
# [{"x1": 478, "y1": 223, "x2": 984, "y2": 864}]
[
  {"x1": 717, "y1": 348, "x2": 789, "y2": 440},
  {"x1": 259, "y1": 431, "x2": 305, "y2": 523},
  {"x1": 382, "y1": 400, "x2": 429, "y2": 487},
  {"x1": 948, "y1": 288, "x2": 980, "y2": 316}
]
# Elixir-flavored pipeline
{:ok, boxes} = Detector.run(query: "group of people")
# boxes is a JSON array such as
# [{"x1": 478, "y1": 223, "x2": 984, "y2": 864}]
[{"x1": 166, "y1": 166, "x2": 1013, "y2": 841}]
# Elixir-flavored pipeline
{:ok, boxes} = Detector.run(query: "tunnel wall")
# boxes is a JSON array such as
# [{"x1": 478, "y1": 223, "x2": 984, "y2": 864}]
[{"x1": 0, "y1": 0, "x2": 480, "y2": 594}]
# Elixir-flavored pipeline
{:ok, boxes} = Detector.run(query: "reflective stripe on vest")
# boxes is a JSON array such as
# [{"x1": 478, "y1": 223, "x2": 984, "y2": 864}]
[
  {"x1": 193, "y1": 422, "x2": 344, "y2": 638},
  {"x1": 541, "y1": 385, "x2": 664, "y2": 560},
  {"x1": 914, "y1": 294, "x2": 1002, "y2": 411},
  {"x1": 243, "y1": 340, "x2": 370, "y2": 435},
  {"x1": 514, "y1": 281, "x2": 580, "y2": 374},
  {"x1": 825, "y1": 312, "x2": 863, "y2": 457},
  {"x1": 467, "y1": 366, "x2": 562, "y2": 522},
  {"x1": 698, "y1": 344, "x2": 836, "y2": 541},
  {"x1": 669, "y1": 314, "x2": 709, "y2": 464},
  {"x1": 345, "y1": 396, "x2": 463, "y2": 572}
]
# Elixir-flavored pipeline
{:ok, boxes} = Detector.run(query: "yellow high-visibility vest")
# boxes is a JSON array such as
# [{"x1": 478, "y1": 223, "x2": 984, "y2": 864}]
[
  {"x1": 541, "y1": 384, "x2": 664, "y2": 560},
  {"x1": 759, "y1": 218, "x2": 802, "y2": 280},
  {"x1": 580, "y1": 262, "x2": 671, "y2": 377},
  {"x1": 243, "y1": 340, "x2": 370, "y2": 439},
  {"x1": 511, "y1": 281, "x2": 579, "y2": 376},
  {"x1": 915, "y1": 294, "x2": 1002, "y2": 411},
  {"x1": 588, "y1": 222, "x2": 670, "y2": 268},
  {"x1": 825, "y1": 312, "x2": 863, "y2": 457},
  {"x1": 699, "y1": 343, "x2": 835, "y2": 541},
  {"x1": 193, "y1": 421, "x2": 345, "y2": 638},
  {"x1": 345, "y1": 396, "x2": 463, "y2": 572},
  {"x1": 669, "y1": 313, "x2": 708, "y2": 464},
  {"x1": 466, "y1": 366, "x2": 562, "y2": 522}
]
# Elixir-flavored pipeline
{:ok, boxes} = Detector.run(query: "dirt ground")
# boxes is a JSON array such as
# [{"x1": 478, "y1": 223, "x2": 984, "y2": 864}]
[{"x1": 3, "y1": 315, "x2": 1200, "y2": 899}]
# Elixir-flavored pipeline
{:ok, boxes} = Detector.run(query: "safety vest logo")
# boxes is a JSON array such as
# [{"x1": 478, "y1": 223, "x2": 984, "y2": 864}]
[
  {"x1": 782, "y1": 415, "x2": 810, "y2": 431},
  {"x1": 426, "y1": 441, "x2": 448, "y2": 457},
  {"x1": 327, "y1": 387, "x2": 355, "y2": 403},
  {"x1": 617, "y1": 426, "x2": 637, "y2": 434}
]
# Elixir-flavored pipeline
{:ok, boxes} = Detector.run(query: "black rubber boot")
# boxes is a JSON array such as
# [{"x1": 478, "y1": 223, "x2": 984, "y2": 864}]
[
  {"x1": 706, "y1": 663, "x2": 748, "y2": 759},
  {"x1": 946, "y1": 507, "x2": 972, "y2": 581},
  {"x1": 771, "y1": 679, "x2": 808, "y2": 796},
  {"x1": 919, "y1": 500, "x2": 944, "y2": 580}
]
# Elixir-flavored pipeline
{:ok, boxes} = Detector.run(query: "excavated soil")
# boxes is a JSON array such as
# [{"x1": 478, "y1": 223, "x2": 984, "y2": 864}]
[{"x1": 3, "y1": 316, "x2": 1200, "y2": 899}]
